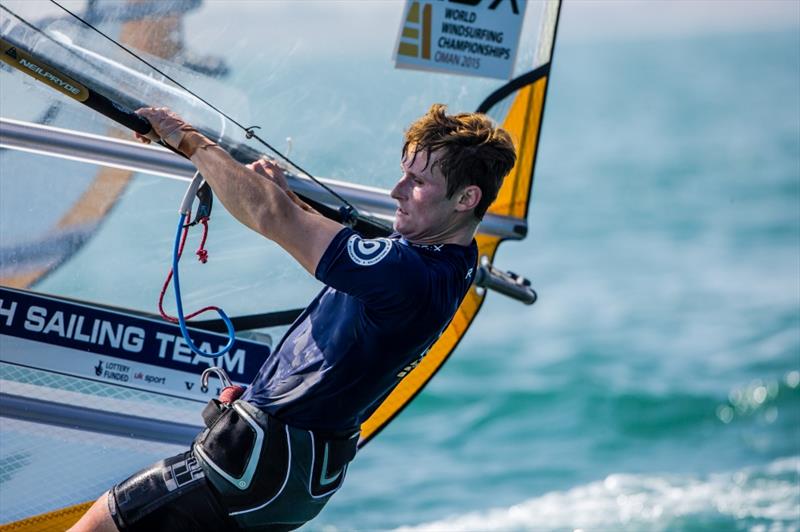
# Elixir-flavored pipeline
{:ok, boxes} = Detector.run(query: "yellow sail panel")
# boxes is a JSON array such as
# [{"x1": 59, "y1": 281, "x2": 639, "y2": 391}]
[
  {"x1": 359, "y1": 233, "x2": 501, "y2": 446},
  {"x1": 0, "y1": 502, "x2": 91, "y2": 532},
  {"x1": 489, "y1": 76, "x2": 549, "y2": 221}
]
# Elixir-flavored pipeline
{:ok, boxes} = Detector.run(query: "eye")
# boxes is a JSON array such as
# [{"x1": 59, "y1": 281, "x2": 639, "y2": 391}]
[{"x1": 413, "y1": 178, "x2": 424, "y2": 185}]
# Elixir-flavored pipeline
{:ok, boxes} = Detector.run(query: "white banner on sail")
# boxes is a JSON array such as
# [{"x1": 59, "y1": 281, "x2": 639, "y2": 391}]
[{"x1": 394, "y1": 0, "x2": 527, "y2": 80}]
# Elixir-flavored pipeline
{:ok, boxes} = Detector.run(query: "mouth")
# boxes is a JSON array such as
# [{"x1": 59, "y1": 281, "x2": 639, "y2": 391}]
[{"x1": 396, "y1": 207, "x2": 409, "y2": 216}]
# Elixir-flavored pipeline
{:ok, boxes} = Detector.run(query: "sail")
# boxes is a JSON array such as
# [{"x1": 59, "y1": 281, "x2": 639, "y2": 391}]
[
  {"x1": 0, "y1": 2, "x2": 258, "y2": 527},
  {"x1": 0, "y1": 0, "x2": 234, "y2": 289},
  {"x1": 360, "y1": 0, "x2": 561, "y2": 445},
  {"x1": 0, "y1": 0, "x2": 560, "y2": 527}
]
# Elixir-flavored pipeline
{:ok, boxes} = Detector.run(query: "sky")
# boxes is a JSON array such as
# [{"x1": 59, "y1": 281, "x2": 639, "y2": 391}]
[
  {"x1": 8, "y1": 1, "x2": 800, "y2": 46},
  {"x1": 189, "y1": 0, "x2": 800, "y2": 58},
  {"x1": 559, "y1": 0, "x2": 800, "y2": 42}
]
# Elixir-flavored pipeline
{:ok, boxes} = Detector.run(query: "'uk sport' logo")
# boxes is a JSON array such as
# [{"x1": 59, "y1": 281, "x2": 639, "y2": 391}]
[{"x1": 347, "y1": 235, "x2": 393, "y2": 266}]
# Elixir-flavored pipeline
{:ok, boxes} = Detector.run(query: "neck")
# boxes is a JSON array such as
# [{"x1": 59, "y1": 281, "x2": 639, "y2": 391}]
[{"x1": 404, "y1": 221, "x2": 477, "y2": 247}]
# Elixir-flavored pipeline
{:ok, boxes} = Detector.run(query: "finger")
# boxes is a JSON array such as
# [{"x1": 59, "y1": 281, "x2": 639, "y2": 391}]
[
  {"x1": 268, "y1": 163, "x2": 286, "y2": 177},
  {"x1": 135, "y1": 107, "x2": 155, "y2": 118},
  {"x1": 248, "y1": 161, "x2": 271, "y2": 177}
]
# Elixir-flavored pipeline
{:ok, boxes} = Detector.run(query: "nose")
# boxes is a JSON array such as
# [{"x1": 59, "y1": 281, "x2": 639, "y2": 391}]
[{"x1": 391, "y1": 175, "x2": 409, "y2": 201}]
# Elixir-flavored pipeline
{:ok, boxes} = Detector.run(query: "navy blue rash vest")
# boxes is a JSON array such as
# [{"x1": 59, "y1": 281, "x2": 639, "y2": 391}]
[{"x1": 242, "y1": 227, "x2": 478, "y2": 432}]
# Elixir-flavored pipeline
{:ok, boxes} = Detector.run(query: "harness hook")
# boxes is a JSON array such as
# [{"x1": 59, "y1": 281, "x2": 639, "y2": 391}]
[{"x1": 201, "y1": 367, "x2": 233, "y2": 389}]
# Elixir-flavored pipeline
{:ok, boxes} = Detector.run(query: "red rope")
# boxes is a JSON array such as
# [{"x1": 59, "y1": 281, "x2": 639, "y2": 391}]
[
  {"x1": 196, "y1": 218, "x2": 209, "y2": 263},
  {"x1": 159, "y1": 215, "x2": 218, "y2": 323}
]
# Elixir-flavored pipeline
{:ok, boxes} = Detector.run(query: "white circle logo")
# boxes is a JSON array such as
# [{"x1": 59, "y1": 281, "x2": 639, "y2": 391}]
[{"x1": 347, "y1": 235, "x2": 393, "y2": 266}]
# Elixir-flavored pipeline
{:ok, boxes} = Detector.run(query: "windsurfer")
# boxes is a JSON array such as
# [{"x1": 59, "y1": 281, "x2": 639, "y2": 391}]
[{"x1": 70, "y1": 103, "x2": 516, "y2": 532}]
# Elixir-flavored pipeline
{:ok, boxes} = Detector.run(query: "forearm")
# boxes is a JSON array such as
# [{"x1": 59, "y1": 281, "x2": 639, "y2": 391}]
[
  {"x1": 189, "y1": 143, "x2": 290, "y2": 238},
  {"x1": 136, "y1": 107, "x2": 343, "y2": 274},
  {"x1": 286, "y1": 189, "x2": 318, "y2": 215},
  {"x1": 180, "y1": 130, "x2": 318, "y2": 216},
  {"x1": 189, "y1": 141, "x2": 342, "y2": 274}
]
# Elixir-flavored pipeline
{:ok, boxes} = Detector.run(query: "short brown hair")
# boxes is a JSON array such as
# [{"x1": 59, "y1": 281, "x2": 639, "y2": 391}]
[{"x1": 403, "y1": 104, "x2": 516, "y2": 220}]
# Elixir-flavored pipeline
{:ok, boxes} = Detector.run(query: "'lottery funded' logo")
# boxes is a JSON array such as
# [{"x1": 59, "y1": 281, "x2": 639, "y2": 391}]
[{"x1": 394, "y1": 0, "x2": 526, "y2": 80}]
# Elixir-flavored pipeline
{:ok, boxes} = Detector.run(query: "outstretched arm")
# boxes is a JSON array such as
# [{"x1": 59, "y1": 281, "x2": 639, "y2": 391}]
[
  {"x1": 136, "y1": 107, "x2": 343, "y2": 275},
  {"x1": 245, "y1": 158, "x2": 319, "y2": 216}
]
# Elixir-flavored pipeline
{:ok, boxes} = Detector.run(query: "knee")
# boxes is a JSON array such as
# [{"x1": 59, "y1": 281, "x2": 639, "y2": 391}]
[{"x1": 67, "y1": 491, "x2": 118, "y2": 532}]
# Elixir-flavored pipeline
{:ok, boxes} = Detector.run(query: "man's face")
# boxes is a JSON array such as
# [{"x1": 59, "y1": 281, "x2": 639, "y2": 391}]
[{"x1": 391, "y1": 148, "x2": 460, "y2": 242}]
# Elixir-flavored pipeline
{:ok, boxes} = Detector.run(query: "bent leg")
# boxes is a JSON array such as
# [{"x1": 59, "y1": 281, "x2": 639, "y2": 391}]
[
  {"x1": 68, "y1": 492, "x2": 118, "y2": 532},
  {"x1": 72, "y1": 451, "x2": 235, "y2": 532}
]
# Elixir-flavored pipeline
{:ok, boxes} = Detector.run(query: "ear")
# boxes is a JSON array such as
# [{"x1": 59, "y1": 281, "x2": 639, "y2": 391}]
[{"x1": 454, "y1": 185, "x2": 482, "y2": 213}]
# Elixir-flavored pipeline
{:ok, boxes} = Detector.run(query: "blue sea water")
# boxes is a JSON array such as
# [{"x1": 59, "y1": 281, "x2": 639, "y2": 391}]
[
  {"x1": 1, "y1": 8, "x2": 799, "y2": 531},
  {"x1": 309, "y1": 29, "x2": 800, "y2": 531}
]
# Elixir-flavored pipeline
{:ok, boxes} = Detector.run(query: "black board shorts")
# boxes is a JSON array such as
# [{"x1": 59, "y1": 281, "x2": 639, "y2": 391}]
[{"x1": 109, "y1": 400, "x2": 358, "y2": 532}]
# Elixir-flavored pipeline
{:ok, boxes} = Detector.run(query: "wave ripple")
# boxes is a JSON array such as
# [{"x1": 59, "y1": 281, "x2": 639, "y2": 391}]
[{"x1": 396, "y1": 457, "x2": 800, "y2": 532}]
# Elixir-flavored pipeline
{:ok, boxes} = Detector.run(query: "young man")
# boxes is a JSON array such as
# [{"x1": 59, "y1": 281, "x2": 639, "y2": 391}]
[{"x1": 71, "y1": 104, "x2": 516, "y2": 531}]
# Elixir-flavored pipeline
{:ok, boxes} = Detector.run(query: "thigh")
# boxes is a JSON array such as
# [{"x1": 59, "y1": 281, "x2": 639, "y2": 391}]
[{"x1": 109, "y1": 450, "x2": 238, "y2": 532}]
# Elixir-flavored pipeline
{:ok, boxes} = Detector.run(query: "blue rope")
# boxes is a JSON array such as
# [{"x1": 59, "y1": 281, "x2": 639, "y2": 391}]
[{"x1": 172, "y1": 213, "x2": 235, "y2": 358}]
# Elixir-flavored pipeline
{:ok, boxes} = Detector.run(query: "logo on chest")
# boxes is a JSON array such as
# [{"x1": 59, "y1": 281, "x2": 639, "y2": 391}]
[{"x1": 347, "y1": 235, "x2": 393, "y2": 266}]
